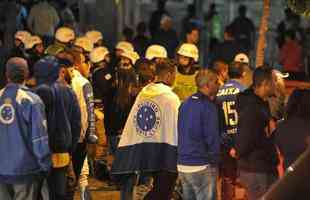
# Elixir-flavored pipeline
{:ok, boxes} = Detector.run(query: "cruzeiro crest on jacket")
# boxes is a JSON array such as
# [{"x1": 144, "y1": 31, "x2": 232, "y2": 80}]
[
  {"x1": 134, "y1": 100, "x2": 161, "y2": 138},
  {"x1": 0, "y1": 98, "x2": 15, "y2": 125}
]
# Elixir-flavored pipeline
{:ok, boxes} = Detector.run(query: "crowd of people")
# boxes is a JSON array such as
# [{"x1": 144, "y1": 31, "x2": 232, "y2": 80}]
[{"x1": 0, "y1": 1, "x2": 309, "y2": 200}]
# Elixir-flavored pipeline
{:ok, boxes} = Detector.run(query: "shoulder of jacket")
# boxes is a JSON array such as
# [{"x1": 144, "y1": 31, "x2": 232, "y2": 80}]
[{"x1": 16, "y1": 88, "x2": 42, "y2": 105}]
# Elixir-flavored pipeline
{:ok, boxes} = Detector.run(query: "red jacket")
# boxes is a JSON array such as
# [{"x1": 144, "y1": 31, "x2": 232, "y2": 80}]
[{"x1": 279, "y1": 40, "x2": 303, "y2": 72}]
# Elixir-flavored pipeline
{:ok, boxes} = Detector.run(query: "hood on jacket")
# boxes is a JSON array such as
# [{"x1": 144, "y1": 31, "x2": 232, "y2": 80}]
[
  {"x1": 139, "y1": 82, "x2": 172, "y2": 100},
  {"x1": 34, "y1": 56, "x2": 60, "y2": 85}
]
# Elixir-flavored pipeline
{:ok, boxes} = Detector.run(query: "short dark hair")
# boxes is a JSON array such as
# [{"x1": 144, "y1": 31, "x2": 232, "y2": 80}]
[
  {"x1": 185, "y1": 23, "x2": 199, "y2": 35},
  {"x1": 285, "y1": 29, "x2": 296, "y2": 40},
  {"x1": 187, "y1": 4, "x2": 196, "y2": 16},
  {"x1": 6, "y1": 57, "x2": 29, "y2": 84},
  {"x1": 155, "y1": 58, "x2": 176, "y2": 77},
  {"x1": 122, "y1": 27, "x2": 134, "y2": 42},
  {"x1": 136, "y1": 22, "x2": 147, "y2": 34},
  {"x1": 229, "y1": 61, "x2": 245, "y2": 79},
  {"x1": 239, "y1": 5, "x2": 247, "y2": 16},
  {"x1": 224, "y1": 24, "x2": 234, "y2": 37},
  {"x1": 136, "y1": 59, "x2": 155, "y2": 85},
  {"x1": 253, "y1": 66, "x2": 273, "y2": 88},
  {"x1": 213, "y1": 60, "x2": 228, "y2": 74}
]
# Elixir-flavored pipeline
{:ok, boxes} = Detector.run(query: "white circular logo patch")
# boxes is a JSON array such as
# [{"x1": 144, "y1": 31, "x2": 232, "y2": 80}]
[
  {"x1": 0, "y1": 99, "x2": 15, "y2": 125},
  {"x1": 134, "y1": 101, "x2": 161, "y2": 138}
]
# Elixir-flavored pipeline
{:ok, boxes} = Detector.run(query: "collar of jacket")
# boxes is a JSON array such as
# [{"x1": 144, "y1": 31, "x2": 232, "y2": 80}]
[
  {"x1": 6, "y1": 83, "x2": 27, "y2": 90},
  {"x1": 193, "y1": 91, "x2": 213, "y2": 101}
]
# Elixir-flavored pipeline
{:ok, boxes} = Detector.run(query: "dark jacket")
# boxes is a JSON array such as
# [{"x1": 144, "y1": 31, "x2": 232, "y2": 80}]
[
  {"x1": 133, "y1": 35, "x2": 150, "y2": 58},
  {"x1": 178, "y1": 92, "x2": 220, "y2": 166},
  {"x1": 91, "y1": 65, "x2": 115, "y2": 136},
  {"x1": 35, "y1": 82, "x2": 81, "y2": 154},
  {"x1": 276, "y1": 117, "x2": 310, "y2": 169},
  {"x1": 210, "y1": 40, "x2": 245, "y2": 66},
  {"x1": 152, "y1": 28, "x2": 179, "y2": 59},
  {"x1": 109, "y1": 67, "x2": 137, "y2": 135},
  {"x1": 236, "y1": 88, "x2": 278, "y2": 174}
]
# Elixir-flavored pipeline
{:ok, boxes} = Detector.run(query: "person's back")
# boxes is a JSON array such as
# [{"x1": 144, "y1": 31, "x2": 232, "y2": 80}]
[
  {"x1": 0, "y1": 82, "x2": 50, "y2": 179},
  {"x1": 152, "y1": 28, "x2": 178, "y2": 59},
  {"x1": 210, "y1": 25, "x2": 245, "y2": 66},
  {"x1": 215, "y1": 61, "x2": 247, "y2": 200},
  {"x1": 231, "y1": 5, "x2": 255, "y2": 52},
  {"x1": 27, "y1": 1, "x2": 60, "y2": 37},
  {"x1": 0, "y1": 57, "x2": 51, "y2": 200},
  {"x1": 279, "y1": 31, "x2": 303, "y2": 74},
  {"x1": 152, "y1": 16, "x2": 178, "y2": 58},
  {"x1": 149, "y1": 0, "x2": 169, "y2": 38},
  {"x1": 33, "y1": 56, "x2": 81, "y2": 200},
  {"x1": 276, "y1": 89, "x2": 310, "y2": 169},
  {"x1": 2, "y1": 1, "x2": 21, "y2": 50},
  {"x1": 112, "y1": 59, "x2": 180, "y2": 200}
]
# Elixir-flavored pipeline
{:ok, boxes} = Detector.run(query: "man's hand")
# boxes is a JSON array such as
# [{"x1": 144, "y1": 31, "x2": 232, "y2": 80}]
[
  {"x1": 265, "y1": 119, "x2": 277, "y2": 137},
  {"x1": 229, "y1": 148, "x2": 237, "y2": 158}
]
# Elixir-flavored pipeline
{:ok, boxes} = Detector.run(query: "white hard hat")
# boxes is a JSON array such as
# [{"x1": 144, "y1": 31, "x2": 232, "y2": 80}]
[
  {"x1": 25, "y1": 36, "x2": 43, "y2": 50},
  {"x1": 74, "y1": 36, "x2": 94, "y2": 53},
  {"x1": 85, "y1": 30, "x2": 103, "y2": 44},
  {"x1": 234, "y1": 53, "x2": 249, "y2": 64},
  {"x1": 145, "y1": 45, "x2": 167, "y2": 60},
  {"x1": 55, "y1": 27, "x2": 75, "y2": 43},
  {"x1": 116, "y1": 41, "x2": 134, "y2": 52},
  {"x1": 90, "y1": 47, "x2": 109, "y2": 64},
  {"x1": 177, "y1": 43, "x2": 199, "y2": 62},
  {"x1": 14, "y1": 31, "x2": 31, "y2": 44},
  {"x1": 121, "y1": 50, "x2": 140, "y2": 65}
]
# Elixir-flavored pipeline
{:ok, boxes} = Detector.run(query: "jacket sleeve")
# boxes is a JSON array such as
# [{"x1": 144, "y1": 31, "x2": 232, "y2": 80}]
[
  {"x1": 93, "y1": 70, "x2": 111, "y2": 98},
  {"x1": 70, "y1": 92, "x2": 81, "y2": 152},
  {"x1": 235, "y1": 106, "x2": 260, "y2": 158},
  {"x1": 30, "y1": 101, "x2": 52, "y2": 172},
  {"x1": 202, "y1": 103, "x2": 220, "y2": 160},
  {"x1": 82, "y1": 83, "x2": 96, "y2": 138}
]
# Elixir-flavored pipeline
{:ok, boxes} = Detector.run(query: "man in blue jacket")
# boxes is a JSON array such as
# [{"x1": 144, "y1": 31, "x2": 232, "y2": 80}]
[
  {"x1": 33, "y1": 56, "x2": 81, "y2": 200},
  {"x1": 0, "y1": 57, "x2": 51, "y2": 200},
  {"x1": 178, "y1": 68, "x2": 221, "y2": 200}
]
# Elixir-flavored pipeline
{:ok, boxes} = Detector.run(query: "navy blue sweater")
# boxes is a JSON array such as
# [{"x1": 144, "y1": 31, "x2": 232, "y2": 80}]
[{"x1": 178, "y1": 92, "x2": 220, "y2": 166}]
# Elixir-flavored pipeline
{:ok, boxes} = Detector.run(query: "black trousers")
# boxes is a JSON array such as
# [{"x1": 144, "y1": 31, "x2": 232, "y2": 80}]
[
  {"x1": 47, "y1": 167, "x2": 68, "y2": 200},
  {"x1": 72, "y1": 142, "x2": 88, "y2": 179},
  {"x1": 220, "y1": 149, "x2": 238, "y2": 200},
  {"x1": 144, "y1": 171, "x2": 178, "y2": 200}
]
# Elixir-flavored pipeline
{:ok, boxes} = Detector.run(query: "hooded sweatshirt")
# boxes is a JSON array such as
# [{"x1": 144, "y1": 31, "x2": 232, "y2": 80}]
[{"x1": 111, "y1": 83, "x2": 180, "y2": 175}]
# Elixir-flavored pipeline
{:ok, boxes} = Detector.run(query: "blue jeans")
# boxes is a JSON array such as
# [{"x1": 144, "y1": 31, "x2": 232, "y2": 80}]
[
  {"x1": 179, "y1": 166, "x2": 218, "y2": 200},
  {"x1": 239, "y1": 170, "x2": 277, "y2": 200},
  {"x1": 0, "y1": 180, "x2": 41, "y2": 200}
]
